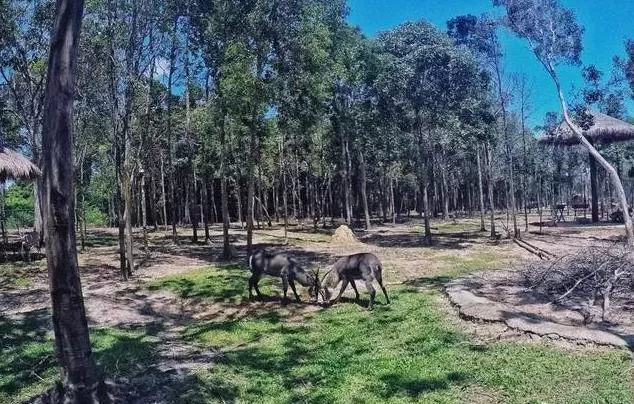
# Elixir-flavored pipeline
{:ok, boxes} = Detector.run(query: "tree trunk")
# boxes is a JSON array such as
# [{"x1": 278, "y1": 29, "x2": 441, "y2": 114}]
[
  {"x1": 589, "y1": 152, "x2": 599, "y2": 223},
  {"x1": 358, "y1": 148, "x2": 371, "y2": 229},
  {"x1": 202, "y1": 181, "x2": 210, "y2": 242},
  {"x1": 422, "y1": 184, "x2": 431, "y2": 244},
  {"x1": 220, "y1": 108, "x2": 232, "y2": 258},
  {"x1": 549, "y1": 71, "x2": 634, "y2": 244},
  {"x1": 121, "y1": 0, "x2": 137, "y2": 276},
  {"x1": 167, "y1": 16, "x2": 178, "y2": 243},
  {"x1": 140, "y1": 169, "x2": 148, "y2": 258},
  {"x1": 221, "y1": 175, "x2": 231, "y2": 258},
  {"x1": 160, "y1": 153, "x2": 168, "y2": 230},
  {"x1": 441, "y1": 159, "x2": 450, "y2": 220},
  {"x1": 235, "y1": 177, "x2": 244, "y2": 229},
  {"x1": 40, "y1": 0, "x2": 107, "y2": 399},
  {"x1": 247, "y1": 120, "x2": 257, "y2": 252},
  {"x1": 486, "y1": 142, "x2": 496, "y2": 238},
  {"x1": 476, "y1": 144, "x2": 486, "y2": 232}
]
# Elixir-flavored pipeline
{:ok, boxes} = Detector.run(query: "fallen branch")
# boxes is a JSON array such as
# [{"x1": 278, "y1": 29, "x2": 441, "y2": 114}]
[{"x1": 513, "y1": 238, "x2": 548, "y2": 260}]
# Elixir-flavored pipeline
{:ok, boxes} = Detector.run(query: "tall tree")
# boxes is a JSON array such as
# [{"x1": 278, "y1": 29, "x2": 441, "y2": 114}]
[
  {"x1": 495, "y1": 0, "x2": 634, "y2": 245},
  {"x1": 40, "y1": 0, "x2": 106, "y2": 400}
]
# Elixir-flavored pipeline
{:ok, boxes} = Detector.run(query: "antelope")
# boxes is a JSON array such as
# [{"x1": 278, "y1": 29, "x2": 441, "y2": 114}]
[
  {"x1": 320, "y1": 252, "x2": 389, "y2": 310},
  {"x1": 248, "y1": 249, "x2": 319, "y2": 304}
]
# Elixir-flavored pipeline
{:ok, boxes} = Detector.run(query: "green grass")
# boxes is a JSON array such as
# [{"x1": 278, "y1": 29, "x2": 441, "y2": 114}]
[
  {"x1": 148, "y1": 264, "x2": 279, "y2": 303},
  {"x1": 0, "y1": 310, "x2": 156, "y2": 403},
  {"x1": 150, "y1": 266, "x2": 634, "y2": 403},
  {"x1": 0, "y1": 264, "x2": 38, "y2": 288}
]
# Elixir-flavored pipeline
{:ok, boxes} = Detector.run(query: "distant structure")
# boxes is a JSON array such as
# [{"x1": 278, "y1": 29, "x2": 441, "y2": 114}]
[
  {"x1": 539, "y1": 111, "x2": 634, "y2": 223},
  {"x1": 0, "y1": 142, "x2": 41, "y2": 255}
]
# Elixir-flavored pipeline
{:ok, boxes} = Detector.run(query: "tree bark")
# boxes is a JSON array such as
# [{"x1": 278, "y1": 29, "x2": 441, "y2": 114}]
[
  {"x1": 160, "y1": 153, "x2": 168, "y2": 230},
  {"x1": 548, "y1": 68, "x2": 634, "y2": 244},
  {"x1": 486, "y1": 142, "x2": 496, "y2": 238},
  {"x1": 40, "y1": 0, "x2": 106, "y2": 400},
  {"x1": 121, "y1": 0, "x2": 138, "y2": 276},
  {"x1": 358, "y1": 148, "x2": 371, "y2": 229},
  {"x1": 167, "y1": 15, "x2": 178, "y2": 243},
  {"x1": 589, "y1": 152, "x2": 599, "y2": 223},
  {"x1": 140, "y1": 169, "x2": 148, "y2": 258},
  {"x1": 476, "y1": 144, "x2": 486, "y2": 232},
  {"x1": 246, "y1": 117, "x2": 257, "y2": 252}
]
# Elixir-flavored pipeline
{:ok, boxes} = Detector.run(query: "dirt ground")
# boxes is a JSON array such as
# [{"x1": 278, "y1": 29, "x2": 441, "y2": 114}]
[
  {"x1": 1, "y1": 214, "x2": 629, "y2": 330},
  {"x1": 1, "y1": 214, "x2": 633, "y2": 400}
]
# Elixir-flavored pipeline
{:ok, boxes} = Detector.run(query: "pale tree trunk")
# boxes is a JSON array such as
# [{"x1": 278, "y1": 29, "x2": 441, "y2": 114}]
[
  {"x1": 140, "y1": 32, "x2": 154, "y2": 257},
  {"x1": 246, "y1": 117, "x2": 257, "y2": 252},
  {"x1": 160, "y1": 153, "x2": 168, "y2": 230},
  {"x1": 140, "y1": 169, "x2": 148, "y2": 258},
  {"x1": 476, "y1": 144, "x2": 486, "y2": 232},
  {"x1": 121, "y1": 0, "x2": 138, "y2": 275},
  {"x1": 358, "y1": 148, "x2": 371, "y2": 229},
  {"x1": 486, "y1": 142, "x2": 496, "y2": 238},
  {"x1": 40, "y1": 0, "x2": 106, "y2": 400},
  {"x1": 390, "y1": 176, "x2": 396, "y2": 224},
  {"x1": 220, "y1": 110, "x2": 232, "y2": 258},
  {"x1": 167, "y1": 16, "x2": 178, "y2": 243},
  {"x1": 441, "y1": 157, "x2": 450, "y2": 220},
  {"x1": 235, "y1": 177, "x2": 243, "y2": 229},
  {"x1": 549, "y1": 69, "x2": 634, "y2": 245},
  {"x1": 417, "y1": 129, "x2": 432, "y2": 243},
  {"x1": 422, "y1": 184, "x2": 431, "y2": 244},
  {"x1": 221, "y1": 174, "x2": 231, "y2": 258}
]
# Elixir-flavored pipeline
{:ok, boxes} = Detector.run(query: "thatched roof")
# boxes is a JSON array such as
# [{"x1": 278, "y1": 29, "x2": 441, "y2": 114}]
[
  {"x1": 0, "y1": 146, "x2": 41, "y2": 182},
  {"x1": 538, "y1": 111, "x2": 634, "y2": 146}
]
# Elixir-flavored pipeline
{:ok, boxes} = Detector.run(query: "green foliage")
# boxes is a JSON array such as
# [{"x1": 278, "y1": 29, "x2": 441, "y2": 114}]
[
  {"x1": 494, "y1": 0, "x2": 583, "y2": 67},
  {"x1": 84, "y1": 204, "x2": 107, "y2": 227},
  {"x1": 4, "y1": 182, "x2": 34, "y2": 229}
]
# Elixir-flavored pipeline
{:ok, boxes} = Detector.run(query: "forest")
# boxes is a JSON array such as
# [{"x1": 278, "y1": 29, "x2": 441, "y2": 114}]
[
  {"x1": 4, "y1": 0, "x2": 634, "y2": 402},
  {"x1": 4, "y1": 0, "x2": 634, "y2": 262}
]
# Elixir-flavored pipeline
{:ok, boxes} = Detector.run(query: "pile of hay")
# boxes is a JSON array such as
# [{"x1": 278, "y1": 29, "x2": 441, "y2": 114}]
[{"x1": 331, "y1": 225, "x2": 359, "y2": 244}]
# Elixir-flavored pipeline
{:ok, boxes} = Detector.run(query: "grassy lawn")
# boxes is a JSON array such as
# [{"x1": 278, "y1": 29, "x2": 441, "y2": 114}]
[
  {"x1": 152, "y1": 265, "x2": 634, "y2": 404},
  {"x1": 4, "y1": 262, "x2": 633, "y2": 403},
  {"x1": 0, "y1": 310, "x2": 157, "y2": 403}
]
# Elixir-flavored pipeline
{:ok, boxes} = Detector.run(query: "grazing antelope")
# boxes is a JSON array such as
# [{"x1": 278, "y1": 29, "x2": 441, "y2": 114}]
[
  {"x1": 248, "y1": 249, "x2": 319, "y2": 303},
  {"x1": 321, "y1": 252, "x2": 389, "y2": 310}
]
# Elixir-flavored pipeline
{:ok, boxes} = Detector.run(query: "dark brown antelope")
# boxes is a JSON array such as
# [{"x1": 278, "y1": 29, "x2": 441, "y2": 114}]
[
  {"x1": 248, "y1": 249, "x2": 319, "y2": 303},
  {"x1": 321, "y1": 252, "x2": 389, "y2": 310}
]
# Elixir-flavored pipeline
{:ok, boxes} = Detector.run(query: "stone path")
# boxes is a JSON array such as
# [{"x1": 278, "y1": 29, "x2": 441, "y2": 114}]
[{"x1": 446, "y1": 274, "x2": 634, "y2": 348}]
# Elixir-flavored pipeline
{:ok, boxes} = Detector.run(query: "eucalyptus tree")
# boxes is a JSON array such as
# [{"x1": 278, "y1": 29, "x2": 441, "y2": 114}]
[
  {"x1": 40, "y1": 0, "x2": 108, "y2": 399},
  {"x1": 495, "y1": 0, "x2": 634, "y2": 245},
  {"x1": 272, "y1": 0, "x2": 342, "y2": 238},
  {"x1": 375, "y1": 21, "x2": 480, "y2": 243},
  {"x1": 330, "y1": 26, "x2": 377, "y2": 228}
]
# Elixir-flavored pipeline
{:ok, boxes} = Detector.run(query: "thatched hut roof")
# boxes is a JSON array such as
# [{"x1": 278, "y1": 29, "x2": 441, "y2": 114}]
[
  {"x1": 538, "y1": 111, "x2": 634, "y2": 146},
  {"x1": 0, "y1": 145, "x2": 41, "y2": 182}
]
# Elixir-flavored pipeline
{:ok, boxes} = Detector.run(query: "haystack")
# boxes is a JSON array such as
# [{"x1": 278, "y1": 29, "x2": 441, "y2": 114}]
[{"x1": 331, "y1": 225, "x2": 359, "y2": 244}]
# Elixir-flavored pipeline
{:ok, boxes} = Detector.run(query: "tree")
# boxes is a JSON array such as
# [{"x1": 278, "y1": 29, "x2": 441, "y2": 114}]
[
  {"x1": 495, "y1": 0, "x2": 634, "y2": 245},
  {"x1": 376, "y1": 21, "x2": 480, "y2": 243},
  {"x1": 0, "y1": 0, "x2": 54, "y2": 246},
  {"x1": 40, "y1": 0, "x2": 106, "y2": 400}
]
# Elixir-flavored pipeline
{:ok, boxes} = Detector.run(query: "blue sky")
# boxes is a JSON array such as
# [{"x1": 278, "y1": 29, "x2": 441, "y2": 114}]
[{"x1": 346, "y1": 0, "x2": 634, "y2": 128}]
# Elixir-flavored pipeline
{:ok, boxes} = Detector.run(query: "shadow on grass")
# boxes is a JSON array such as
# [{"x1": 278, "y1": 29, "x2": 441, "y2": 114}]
[
  {"x1": 148, "y1": 264, "x2": 248, "y2": 302},
  {"x1": 0, "y1": 310, "x2": 158, "y2": 403},
  {"x1": 375, "y1": 372, "x2": 470, "y2": 399},
  {"x1": 404, "y1": 275, "x2": 457, "y2": 290}
]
